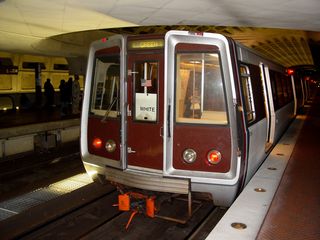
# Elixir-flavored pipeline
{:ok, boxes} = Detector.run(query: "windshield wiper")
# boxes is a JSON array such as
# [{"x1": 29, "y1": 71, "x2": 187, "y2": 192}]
[{"x1": 101, "y1": 97, "x2": 119, "y2": 122}]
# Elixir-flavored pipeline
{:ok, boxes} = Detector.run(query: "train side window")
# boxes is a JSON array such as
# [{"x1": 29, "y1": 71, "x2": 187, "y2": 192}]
[
  {"x1": 240, "y1": 65, "x2": 255, "y2": 122},
  {"x1": 53, "y1": 64, "x2": 69, "y2": 71},
  {"x1": 281, "y1": 75, "x2": 289, "y2": 103},
  {"x1": 269, "y1": 71, "x2": 279, "y2": 110},
  {"x1": 0, "y1": 57, "x2": 13, "y2": 67},
  {"x1": 286, "y1": 76, "x2": 293, "y2": 101},
  {"x1": 90, "y1": 55, "x2": 120, "y2": 117},
  {"x1": 275, "y1": 73, "x2": 285, "y2": 107},
  {"x1": 0, "y1": 57, "x2": 18, "y2": 75},
  {"x1": 22, "y1": 62, "x2": 46, "y2": 70},
  {"x1": 175, "y1": 52, "x2": 227, "y2": 125},
  {"x1": 133, "y1": 61, "x2": 158, "y2": 122}
]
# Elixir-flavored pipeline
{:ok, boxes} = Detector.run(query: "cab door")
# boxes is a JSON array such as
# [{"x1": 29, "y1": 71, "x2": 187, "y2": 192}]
[
  {"x1": 126, "y1": 53, "x2": 164, "y2": 170},
  {"x1": 84, "y1": 36, "x2": 126, "y2": 170},
  {"x1": 164, "y1": 31, "x2": 240, "y2": 183}
]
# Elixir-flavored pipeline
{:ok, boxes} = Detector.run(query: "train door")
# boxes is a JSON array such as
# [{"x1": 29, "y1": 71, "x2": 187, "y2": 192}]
[
  {"x1": 259, "y1": 63, "x2": 275, "y2": 150},
  {"x1": 126, "y1": 51, "x2": 164, "y2": 170},
  {"x1": 303, "y1": 78, "x2": 309, "y2": 102},
  {"x1": 300, "y1": 78, "x2": 305, "y2": 106},
  {"x1": 164, "y1": 31, "x2": 240, "y2": 184},
  {"x1": 291, "y1": 75, "x2": 298, "y2": 115},
  {"x1": 83, "y1": 36, "x2": 126, "y2": 170}
]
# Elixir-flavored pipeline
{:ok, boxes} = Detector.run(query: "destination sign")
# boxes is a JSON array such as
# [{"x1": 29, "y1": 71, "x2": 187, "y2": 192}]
[{"x1": 128, "y1": 39, "x2": 164, "y2": 50}]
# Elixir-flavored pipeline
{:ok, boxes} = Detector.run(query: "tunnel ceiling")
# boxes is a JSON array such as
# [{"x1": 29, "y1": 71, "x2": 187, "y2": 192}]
[
  {"x1": 104, "y1": 25, "x2": 319, "y2": 69},
  {"x1": 1, "y1": 0, "x2": 319, "y2": 73}
]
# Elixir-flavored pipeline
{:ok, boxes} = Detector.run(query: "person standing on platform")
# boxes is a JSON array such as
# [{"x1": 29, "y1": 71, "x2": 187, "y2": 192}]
[
  {"x1": 66, "y1": 77, "x2": 73, "y2": 114},
  {"x1": 44, "y1": 78, "x2": 55, "y2": 109},
  {"x1": 72, "y1": 74, "x2": 81, "y2": 114},
  {"x1": 59, "y1": 79, "x2": 67, "y2": 116}
]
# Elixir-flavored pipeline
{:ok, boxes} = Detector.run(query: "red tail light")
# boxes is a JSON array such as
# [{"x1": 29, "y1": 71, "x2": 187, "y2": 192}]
[
  {"x1": 287, "y1": 68, "x2": 294, "y2": 75},
  {"x1": 207, "y1": 150, "x2": 222, "y2": 165},
  {"x1": 92, "y1": 138, "x2": 102, "y2": 149}
]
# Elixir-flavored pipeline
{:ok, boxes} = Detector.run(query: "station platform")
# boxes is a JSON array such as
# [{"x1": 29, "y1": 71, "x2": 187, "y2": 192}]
[
  {"x1": 0, "y1": 107, "x2": 80, "y2": 130},
  {"x1": 207, "y1": 91, "x2": 320, "y2": 239},
  {"x1": 256, "y1": 93, "x2": 320, "y2": 239},
  {"x1": 0, "y1": 107, "x2": 80, "y2": 159}
]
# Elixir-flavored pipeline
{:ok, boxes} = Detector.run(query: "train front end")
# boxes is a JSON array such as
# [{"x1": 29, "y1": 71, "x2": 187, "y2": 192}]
[{"x1": 81, "y1": 31, "x2": 243, "y2": 207}]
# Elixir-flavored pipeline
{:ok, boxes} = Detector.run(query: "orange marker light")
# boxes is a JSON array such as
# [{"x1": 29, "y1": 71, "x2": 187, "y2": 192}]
[{"x1": 92, "y1": 138, "x2": 102, "y2": 149}]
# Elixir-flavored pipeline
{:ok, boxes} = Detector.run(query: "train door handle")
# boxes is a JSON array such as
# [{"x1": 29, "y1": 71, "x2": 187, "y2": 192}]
[
  {"x1": 127, "y1": 147, "x2": 136, "y2": 153},
  {"x1": 127, "y1": 105, "x2": 132, "y2": 117},
  {"x1": 167, "y1": 105, "x2": 171, "y2": 138}
]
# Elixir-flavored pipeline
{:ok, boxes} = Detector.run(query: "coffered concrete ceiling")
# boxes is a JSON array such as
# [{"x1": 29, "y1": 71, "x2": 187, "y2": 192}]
[{"x1": 0, "y1": 0, "x2": 319, "y2": 68}]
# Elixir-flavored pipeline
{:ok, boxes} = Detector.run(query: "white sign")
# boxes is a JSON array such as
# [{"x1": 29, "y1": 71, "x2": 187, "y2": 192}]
[{"x1": 135, "y1": 93, "x2": 157, "y2": 121}]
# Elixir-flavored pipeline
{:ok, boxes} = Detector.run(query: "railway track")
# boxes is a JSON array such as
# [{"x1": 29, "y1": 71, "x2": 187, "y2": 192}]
[
  {"x1": 0, "y1": 181, "x2": 226, "y2": 239},
  {"x1": 0, "y1": 142, "x2": 84, "y2": 202},
  {"x1": 0, "y1": 152, "x2": 80, "y2": 179},
  {"x1": 0, "y1": 141, "x2": 80, "y2": 179}
]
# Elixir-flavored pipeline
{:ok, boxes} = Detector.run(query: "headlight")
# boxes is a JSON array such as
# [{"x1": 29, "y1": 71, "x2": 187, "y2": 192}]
[
  {"x1": 182, "y1": 148, "x2": 197, "y2": 164},
  {"x1": 105, "y1": 139, "x2": 116, "y2": 152}
]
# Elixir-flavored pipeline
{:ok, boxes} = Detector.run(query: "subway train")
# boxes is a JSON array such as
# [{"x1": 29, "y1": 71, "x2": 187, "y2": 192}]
[
  {"x1": 81, "y1": 31, "x2": 305, "y2": 207},
  {"x1": 0, "y1": 52, "x2": 84, "y2": 110}
]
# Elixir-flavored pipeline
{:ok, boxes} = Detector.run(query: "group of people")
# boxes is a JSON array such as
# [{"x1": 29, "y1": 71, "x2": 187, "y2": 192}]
[{"x1": 44, "y1": 75, "x2": 81, "y2": 116}]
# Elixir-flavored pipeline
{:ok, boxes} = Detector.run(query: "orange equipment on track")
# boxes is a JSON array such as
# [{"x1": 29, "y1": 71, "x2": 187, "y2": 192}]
[{"x1": 114, "y1": 192, "x2": 157, "y2": 229}]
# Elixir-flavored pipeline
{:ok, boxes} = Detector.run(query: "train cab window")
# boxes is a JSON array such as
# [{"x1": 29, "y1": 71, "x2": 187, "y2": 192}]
[
  {"x1": 175, "y1": 52, "x2": 227, "y2": 125},
  {"x1": 90, "y1": 55, "x2": 120, "y2": 118},
  {"x1": 240, "y1": 65, "x2": 255, "y2": 122},
  {"x1": 133, "y1": 61, "x2": 158, "y2": 122}
]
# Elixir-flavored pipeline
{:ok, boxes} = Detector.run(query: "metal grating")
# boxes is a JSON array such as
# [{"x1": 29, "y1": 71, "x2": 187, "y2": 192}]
[
  {"x1": 0, "y1": 208, "x2": 16, "y2": 221},
  {"x1": 68, "y1": 173, "x2": 92, "y2": 184},
  {"x1": 49, "y1": 179, "x2": 88, "y2": 193},
  {"x1": 25, "y1": 188, "x2": 64, "y2": 202},
  {"x1": 0, "y1": 196, "x2": 42, "y2": 213},
  {"x1": 0, "y1": 173, "x2": 91, "y2": 221}
]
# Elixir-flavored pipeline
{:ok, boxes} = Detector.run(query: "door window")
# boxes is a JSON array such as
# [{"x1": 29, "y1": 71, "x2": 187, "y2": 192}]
[
  {"x1": 91, "y1": 55, "x2": 120, "y2": 118},
  {"x1": 133, "y1": 61, "x2": 158, "y2": 122},
  {"x1": 240, "y1": 65, "x2": 255, "y2": 122},
  {"x1": 175, "y1": 52, "x2": 227, "y2": 125}
]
